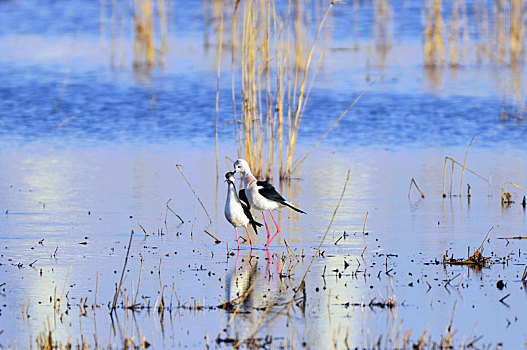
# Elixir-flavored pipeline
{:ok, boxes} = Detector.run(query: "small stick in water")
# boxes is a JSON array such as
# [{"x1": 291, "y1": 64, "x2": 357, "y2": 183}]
[
  {"x1": 137, "y1": 222, "x2": 148, "y2": 236},
  {"x1": 112, "y1": 230, "x2": 134, "y2": 311},
  {"x1": 176, "y1": 164, "x2": 212, "y2": 224},
  {"x1": 204, "y1": 230, "x2": 221, "y2": 244},
  {"x1": 165, "y1": 199, "x2": 184, "y2": 224},
  {"x1": 408, "y1": 177, "x2": 425, "y2": 198}
]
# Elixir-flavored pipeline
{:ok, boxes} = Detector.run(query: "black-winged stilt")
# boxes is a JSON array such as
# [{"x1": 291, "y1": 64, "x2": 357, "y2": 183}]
[
  {"x1": 224, "y1": 171, "x2": 262, "y2": 250},
  {"x1": 233, "y1": 159, "x2": 306, "y2": 249}
]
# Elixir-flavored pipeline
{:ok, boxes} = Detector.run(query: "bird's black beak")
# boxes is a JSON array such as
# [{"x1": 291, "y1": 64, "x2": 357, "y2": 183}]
[{"x1": 225, "y1": 171, "x2": 235, "y2": 183}]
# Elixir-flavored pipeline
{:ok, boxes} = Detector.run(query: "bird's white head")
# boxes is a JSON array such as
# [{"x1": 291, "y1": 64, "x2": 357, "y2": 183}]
[{"x1": 233, "y1": 159, "x2": 251, "y2": 175}]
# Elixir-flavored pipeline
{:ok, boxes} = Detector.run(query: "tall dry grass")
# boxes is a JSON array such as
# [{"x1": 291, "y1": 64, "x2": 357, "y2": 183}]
[{"x1": 224, "y1": 0, "x2": 335, "y2": 179}]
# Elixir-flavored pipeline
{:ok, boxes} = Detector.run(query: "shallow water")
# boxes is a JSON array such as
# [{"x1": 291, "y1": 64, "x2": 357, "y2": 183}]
[
  {"x1": 2, "y1": 144, "x2": 527, "y2": 348},
  {"x1": 1, "y1": 0, "x2": 527, "y2": 348}
]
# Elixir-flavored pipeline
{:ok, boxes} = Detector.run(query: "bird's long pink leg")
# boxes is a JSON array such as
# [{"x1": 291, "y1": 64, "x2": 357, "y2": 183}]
[
  {"x1": 261, "y1": 212, "x2": 271, "y2": 247},
  {"x1": 269, "y1": 210, "x2": 281, "y2": 233},
  {"x1": 245, "y1": 226, "x2": 253, "y2": 249},
  {"x1": 265, "y1": 210, "x2": 281, "y2": 249},
  {"x1": 235, "y1": 249, "x2": 241, "y2": 270},
  {"x1": 235, "y1": 227, "x2": 241, "y2": 250}
]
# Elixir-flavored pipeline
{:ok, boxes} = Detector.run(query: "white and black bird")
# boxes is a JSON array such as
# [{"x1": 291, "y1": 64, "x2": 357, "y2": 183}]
[
  {"x1": 224, "y1": 171, "x2": 262, "y2": 249},
  {"x1": 233, "y1": 159, "x2": 305, "y2": 248}
]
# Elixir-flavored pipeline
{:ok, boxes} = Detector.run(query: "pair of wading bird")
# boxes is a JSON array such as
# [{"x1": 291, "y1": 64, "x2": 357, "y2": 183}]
[{"x1": 224, "y1": 159, "x2": 306, "y2": 250}]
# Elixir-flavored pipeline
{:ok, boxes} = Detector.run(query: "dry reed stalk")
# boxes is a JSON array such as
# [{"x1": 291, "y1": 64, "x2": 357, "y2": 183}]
[
  {"x1": 231, "y1": 1, "x2": 242, "y2": 157},
  {"x1": 441, "y1": 302, "x2": 457, "y2": 347},
  {"x1": 272, "y1": 1, "x2": 286, "y2": 178},
  {"x1": 175, "y1": 164, "x2": 212, "y2": 224},
  {"x1": 288, "y1": 170, "x2": 350, "y2": 309},
  {"x1": 133, "y1": 257, "x2": 144, "y2": 305},
  {"x1": 95, "y1": 271, "x2": 99, "y2": 307},
  {"x1": 373, "y1": 0, "x2": 393, "y2": 64},
  {"x1": 476, "y1": 227, "x2": 493, "y2": 253},
  {"x1": 494, "y1": 0, "x2": 507, "y2": 63},
  {"x1": 137, "y1": 222, "x2": 148, "y2": 235},
  {"x1": 112, "y1": 230, "x2": 134, "y2": 311},
  {"x1": 237, "y1": 301, "x2": 274, "y2": 347},
  {"x1": 459, "y1": 134, "x2": 477, "y2": 196},
  {"x1": 284, "y1": 2, "x2": 336, "y2": 177},
  {"x1": 423, "y1": 0, "x2": 445, "y2": 67},
  {"x1": 165, "y1": 198, "x2": 184, "y2": 224},
  {"x1": 408, "y1": 178, "x2": 425, "y2": 198},
  {"x1": 441, "y1": 156, "x2": 490, "y2": 197},
  {"x1": 204, "y1": 230, "x2": 221, "y2": 244},
  {"x1": 227, "y1": 272, "x2": 260, "y2": 327},
  {"x1": 242, "y1": 170, "x2": 351, "y2": 343},
  {"x1": 214, "y1": 2, "x2": 225, "y2": 180},
  {"x1": 481, "y1": 0, "x2": 489, "y2": 60},
  {"x1": 230, "y1": 0, "x2": 335, "y2": 178},
  {"x1": 157, "y1": 0, "x2": 167, "y2": 64},
  {"x1": 133, "y1": 0, "x2": 156, "y2": 70},
  {"x1": 284, "y1": 239, "x2": 299, "y2": 262},
  {"x1": 503, "y1": 181, "x2": 527, "y2": 194},
  {"x1": 58, "y1": 265, "x2": 72, "y2": 312},
  {"x1": 510, "y1": 0, "x2": 525, "y2": 64},
  {"x1": 288, "y1": 70, "x2": 386, "y2": 176},
  {"x1": 448, "y1": 0, "x2": 460, "y2": 66}
]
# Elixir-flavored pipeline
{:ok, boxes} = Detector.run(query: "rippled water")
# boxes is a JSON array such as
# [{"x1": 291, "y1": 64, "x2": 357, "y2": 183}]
[{"x1": 1, "y1": 0, "x2": 527, "y2": 348}]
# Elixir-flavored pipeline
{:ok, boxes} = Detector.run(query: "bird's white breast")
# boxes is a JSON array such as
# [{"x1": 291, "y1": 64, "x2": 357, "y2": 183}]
[
  {"x1": 225, "y1": 193, "x2": 250, "y2": 227},
  {"x1": 246, "y1": 181, "x2": 280, "y2": 211}
]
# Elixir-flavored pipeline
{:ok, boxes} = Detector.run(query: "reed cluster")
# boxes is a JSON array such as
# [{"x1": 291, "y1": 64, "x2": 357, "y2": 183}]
[
  {"x1": 424, "y1": 0, "x2": 526, "y2": 67},
  {"x1": 214, "y1": 0, "x2": 334, "y2": 179},
  {"x1": 101, "y1": 0, "x2": 168, "y2": 70},
  {"x1": 423, "y1": 0, "x2": 446, "y2": 67}
]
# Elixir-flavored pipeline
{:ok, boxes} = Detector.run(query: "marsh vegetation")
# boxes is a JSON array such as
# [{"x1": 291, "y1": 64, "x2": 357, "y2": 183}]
[{"x1": 1, "y1": 0, "x2": 527, "y2": 349}]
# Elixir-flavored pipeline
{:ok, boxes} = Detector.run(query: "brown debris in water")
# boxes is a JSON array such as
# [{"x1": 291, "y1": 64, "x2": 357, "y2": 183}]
[
  {"x1": 444, "y1": 228, "x2": 493, "y2": 268},
  {"x1": 446, "y1": 249, "x2": 490, "y2": 268}
]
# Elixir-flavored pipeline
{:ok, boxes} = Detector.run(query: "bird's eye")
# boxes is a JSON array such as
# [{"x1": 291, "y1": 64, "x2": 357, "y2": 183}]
[{"x1": 237, "y1": 165, "x2": 241, "y2": 168}]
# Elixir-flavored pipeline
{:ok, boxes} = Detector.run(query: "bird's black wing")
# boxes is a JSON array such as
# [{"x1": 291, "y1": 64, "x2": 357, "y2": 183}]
[
  {"x1": 258, "y1": 181, "x2": 307, "y2": 214},
  {"x1": 238, "y1": 189, "x2": 262, "y2": 233},
  {"x1": 239, "y1": 189, "x2": 249, "y2": 207},
  {"x1": 258, "y1": 184, "x2": 287, "y2": 204}
]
